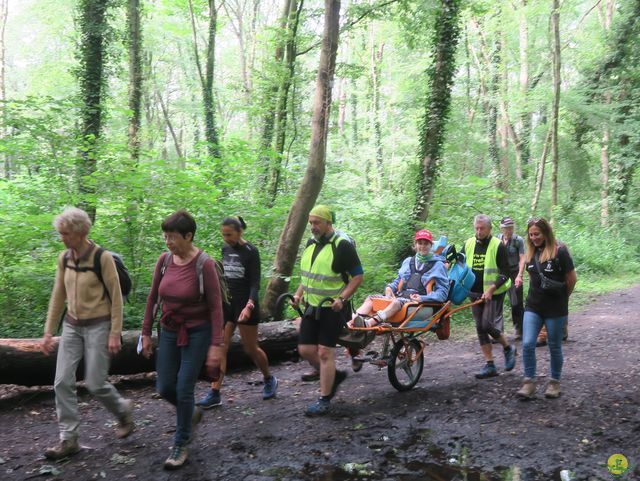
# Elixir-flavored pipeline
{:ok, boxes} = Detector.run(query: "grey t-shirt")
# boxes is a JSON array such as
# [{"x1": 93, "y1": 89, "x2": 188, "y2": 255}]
[{"x1": 497, "y1": 233, "x2": 524, "y2": 272}]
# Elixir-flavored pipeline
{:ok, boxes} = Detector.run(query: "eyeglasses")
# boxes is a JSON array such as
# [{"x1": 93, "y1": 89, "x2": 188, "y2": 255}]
[{"x1": 162, "y1": 233, "x2": 181, "y2": 242}]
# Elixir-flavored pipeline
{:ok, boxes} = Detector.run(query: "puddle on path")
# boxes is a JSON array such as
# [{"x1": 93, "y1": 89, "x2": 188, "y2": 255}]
[{"x1": 297, "y1": 463, "x2": 576, "y2": 481}]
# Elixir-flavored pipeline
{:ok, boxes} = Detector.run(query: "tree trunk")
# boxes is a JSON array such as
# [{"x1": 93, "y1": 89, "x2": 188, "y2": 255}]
[
  {"x1": 484, "y1": 26, "x2": 502, "y2": 191},
  {"x1": 517, "y1": 0, "x2": 531, "y2": 178},
  {"x1": 223, "y1": 0, "x2": 253, "y2": 128},
  {"x1": 261, "y1": 0, "x2": 341, "y2": 319},
  {"x1": 350, "y1": 76, "x2": 359, "y2": 146},
  {"x1": 600, "y1": 126, "x2": 610, "y2": 226},
  {"x1": 260, "y1": 0, "x2": 293, "y2": 153},
  {"x1": 189, "y1": 0, "x2": 221, "y2": 163},
  {"x1": 414, "y1": 0, "x2": 462, "y2": 223},
  {"x1": 157, "y1": 90, "x2": 184, "y2": 160},
  {"x1": 497, "y1": 29, "x2": 511, "y2": 189},
  {"x1": 530, "y1": 123, "x2": 552, "y2": 213},
  {"x1": 77, "y1": 0, "x2": 110, "y2": 223},
  {"x1": 599, "y1": 3, "x2": 614, "y2": 227},
  {"x1": 0, "y1": 0, "x2": 8, "y2": 179},
  {"x1": 550, "y1": 0, "x2": 561, "y2": 219},
  {"x1": 338, "y1": 77, "x2": 347, "y2": 134},
  {"x1": 370, "y1": 35, "x2": 384, "y2": 184},
  {"x1": 598, "y1": 0, "x2": 616, "y2": 30},
  {"x1": 127, "y1": 0, "x2": 142, "y2": 164},
  {"x1": 0, "y1": 322, "x2": 299, "y2": 387},
  {"x1": 267, "y1": 0, "x2": 302, "y2": 204}
]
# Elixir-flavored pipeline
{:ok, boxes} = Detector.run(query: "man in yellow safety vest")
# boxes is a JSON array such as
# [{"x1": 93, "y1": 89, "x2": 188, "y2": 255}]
[
  {"x1": 462, "y1": 214, "x2": 517, "y2": 379},
  {"x1": 291, "y1": 205, "x2": 364, "y2": 416}
]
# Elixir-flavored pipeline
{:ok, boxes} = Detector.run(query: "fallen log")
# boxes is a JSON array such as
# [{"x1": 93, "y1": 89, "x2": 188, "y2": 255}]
[{"x1": 0, "y1": 319, "x2": 300, "y2": 386}]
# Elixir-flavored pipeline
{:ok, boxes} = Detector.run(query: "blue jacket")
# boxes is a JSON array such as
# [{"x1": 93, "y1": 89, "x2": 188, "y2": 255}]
[{"x1": 387, "y1": 255, "x2": 450, "y2": 303}]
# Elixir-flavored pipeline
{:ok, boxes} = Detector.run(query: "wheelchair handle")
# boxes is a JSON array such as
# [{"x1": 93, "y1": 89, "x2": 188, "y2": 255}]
[
  {"x1": 315, "y1": 297, "x2": 337, "y2": 320},
  {"x1": 276, "y1": 293, "x2": 304, "y2": 318}
]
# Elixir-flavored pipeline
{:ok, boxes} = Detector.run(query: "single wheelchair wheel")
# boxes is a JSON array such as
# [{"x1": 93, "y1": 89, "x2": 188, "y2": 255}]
[{"x1": 387, "y1": 338, "x2": 424, "y2": 391}]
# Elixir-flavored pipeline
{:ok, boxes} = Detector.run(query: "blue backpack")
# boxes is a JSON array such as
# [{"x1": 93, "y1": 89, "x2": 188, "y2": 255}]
[{"x1": 441, "y1": 245, "x2": 475, "y2": 305}]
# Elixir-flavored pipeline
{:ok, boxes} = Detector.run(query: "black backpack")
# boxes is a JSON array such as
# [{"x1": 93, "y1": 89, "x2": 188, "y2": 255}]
[{"x1": 64, "y1": 247, "x2": 132, "y2": 301}]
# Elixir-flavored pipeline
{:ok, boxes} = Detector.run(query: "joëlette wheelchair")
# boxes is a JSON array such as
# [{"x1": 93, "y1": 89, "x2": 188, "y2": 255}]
[{"x1": 277, "y1": 287, "x2": 481, "y2": 392}]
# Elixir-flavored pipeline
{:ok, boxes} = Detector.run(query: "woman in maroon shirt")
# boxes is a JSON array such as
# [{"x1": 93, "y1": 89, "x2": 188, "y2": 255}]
[{"x1": 141, "y1": 210, "x2": 223, "y2": 470}]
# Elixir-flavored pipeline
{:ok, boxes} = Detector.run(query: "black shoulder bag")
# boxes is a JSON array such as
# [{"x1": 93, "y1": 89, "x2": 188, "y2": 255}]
[{"x1": 533, "y1": 253, "x2": 566, "y2": 295}]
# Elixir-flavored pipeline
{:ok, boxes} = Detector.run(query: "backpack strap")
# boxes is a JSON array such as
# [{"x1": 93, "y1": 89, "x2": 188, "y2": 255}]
[
  {"x1": 195, "y1": 251, "x2": 211, "y2": 301},
  {"x1": 63, "y1": 247, "x2": 109, "y2": 300},
  {"x1": 329, "y1": 235, "x2": 350, "y2": 285},
  {"x1": 93, "y1": 248, "x2": 109, "y2": 301},
  {"x1": 160, "y1": 251, "x2": 172, "y2": 276},
  {"x1": 408, "y1": 256, "x2": 416, "y2": 275}
]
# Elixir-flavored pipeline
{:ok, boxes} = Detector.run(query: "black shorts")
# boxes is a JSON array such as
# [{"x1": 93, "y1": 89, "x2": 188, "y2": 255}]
[
  {"x1": 224, "y1": 297, "x2": 260, "y2": 326},
  {"x1": 298, "y1": 305, "x2": 349, "y2": 348}
]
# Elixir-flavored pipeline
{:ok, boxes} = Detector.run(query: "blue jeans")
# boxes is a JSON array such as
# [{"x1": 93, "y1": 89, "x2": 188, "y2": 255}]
[
  {"x1": 522, "y1": 311, "x2": 567, "y2": 380},
  {"x1": 156, "y1": 324, "x2": 211, "y2": 446}
]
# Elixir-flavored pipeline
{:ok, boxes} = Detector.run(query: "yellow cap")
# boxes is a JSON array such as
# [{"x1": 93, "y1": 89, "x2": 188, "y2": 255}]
[{"x1": 309, "y1": 205, "x2": 334, "y2": 223}]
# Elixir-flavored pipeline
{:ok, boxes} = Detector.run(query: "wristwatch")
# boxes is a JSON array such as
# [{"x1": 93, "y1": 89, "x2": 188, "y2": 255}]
[{"x1": 338, "y1": 296, "x2": 346, "y2": 303}]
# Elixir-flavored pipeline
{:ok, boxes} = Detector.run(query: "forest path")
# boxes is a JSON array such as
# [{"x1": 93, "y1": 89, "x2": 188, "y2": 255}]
[{"x1": 0, "y1": 285, "x2": 638, "y2": 481}]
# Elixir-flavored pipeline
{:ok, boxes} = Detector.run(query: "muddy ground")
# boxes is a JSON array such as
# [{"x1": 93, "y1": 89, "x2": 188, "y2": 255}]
[{"x1": 1, "y1": 286, "x2": 639, "y2": 481}]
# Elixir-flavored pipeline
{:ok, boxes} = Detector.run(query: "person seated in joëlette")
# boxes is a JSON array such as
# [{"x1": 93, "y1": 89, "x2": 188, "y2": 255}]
[{"x1": 348, "y1": 229, "x2": 450, "y2": 328}]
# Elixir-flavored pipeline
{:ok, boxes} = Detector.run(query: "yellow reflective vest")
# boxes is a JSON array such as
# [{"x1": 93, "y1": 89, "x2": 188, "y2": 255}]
[
  {"x1": 464, "y1": 236, "x2": 511, "y2": 295},
  {"x1": 300, "y1": 234, "x2": 347, "y2": 307}
]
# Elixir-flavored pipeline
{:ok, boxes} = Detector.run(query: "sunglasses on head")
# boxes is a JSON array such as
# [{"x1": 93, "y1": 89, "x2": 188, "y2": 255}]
[{"x1": 527, "y1": 217, "x2": 542, "y2": 227}]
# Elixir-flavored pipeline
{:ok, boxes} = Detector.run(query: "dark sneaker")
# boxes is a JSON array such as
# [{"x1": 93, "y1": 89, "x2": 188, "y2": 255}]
[
  {"x1": 262, "y1": 376, "x2": 278, "y2": 400},
  {"x1": 164, "y1": 445, "x2": 188, "y2": 470},
  {"x1": 305, "y1": 398, "x2": 331, "y2": 416},
  {"x1": 116, "y1": 399, "x2": 135, "y2": 439},
  {"x1": 351, "y1": 357, "x2": 364, "y2": 372},
  {"x1": 328, "y1": 369, "x2": 347, "y2": 399},
  {"x1": 44, "y1": 439, "x2": 80, "y2": 460},
  {"x1": 196, "y1": 389, "x2": 221, "y2": 409},
  {"x1": 504, "y1": 345, "x2": 517, "y2": 371},
  {"x1": 301, "y1": 371, "x2": 320, "y2": 382},
  {"x1": 475, "y1": 363, "x2": 498, "y2": 379}
]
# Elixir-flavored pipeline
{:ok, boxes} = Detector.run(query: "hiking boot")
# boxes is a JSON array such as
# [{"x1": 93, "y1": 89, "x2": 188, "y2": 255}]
[
  {"x1": 516, "y1": 378, "x2": 536, "y2": 399},
  {"x1": 475, "y1": 362, "x2": 498, "y2": 379},
  {"x1": 262, "y1": 376, "x2": 278, "y2": 400},
  {"x1": 328, "y1": 369, "x2": 347, "y2": 399},
  {"x1": 301, "y1": 371, "x2": 320, "y2": 382},
  {"x1": 504, "y1": 345, "x2": 517, "y2": 372},
  {"x1": 116, "y1": 400, "x2": 135, "y2": 439},
  {"x1": 305, "y1": 398, "x2": 331, "y2": 416},
  {"x1": 186, "y1": 406, "x2": 203, "y2": 445},
  {"x1": 196, "y1": 389, "x2": 221, "y2": 409},
  {"x1": 44, "y1": 439, "x2": 80, "y2": 460},
  {"x1": 351, "y1": 357, "x2": 364, "y2": 372},
  {"x1": 164, "y1": 445, "x2": 188, "y2": 470},
  {"x1": 544, "y1": 379, "x2": 561, "y2": 399}
]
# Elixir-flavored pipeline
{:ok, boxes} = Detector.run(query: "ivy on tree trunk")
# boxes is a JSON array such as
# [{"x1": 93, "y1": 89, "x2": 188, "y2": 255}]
[
  {"x1": 413, "y1": 0, "x2": 462, "y2": 224},
  {"x1": 76, "y1": 0, "x2": 111, "y2": 223}
]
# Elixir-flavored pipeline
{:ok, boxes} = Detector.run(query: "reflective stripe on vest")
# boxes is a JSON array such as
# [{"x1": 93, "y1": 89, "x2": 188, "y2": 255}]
[
  {"x1": 464, "y1": 237, "x2": 512, "y2": 295},
  {"x1": 300, "y1": 234, "x2": 346, "y2": 307}
]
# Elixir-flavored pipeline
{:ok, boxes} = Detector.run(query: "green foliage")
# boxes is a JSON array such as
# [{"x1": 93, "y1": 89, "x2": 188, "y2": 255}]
[{"x1": 2, "y1": 0, "x2": 640, "y2": 339}]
